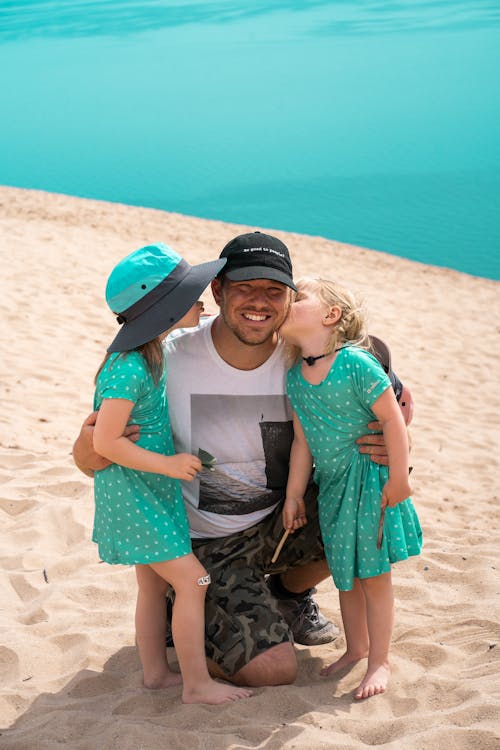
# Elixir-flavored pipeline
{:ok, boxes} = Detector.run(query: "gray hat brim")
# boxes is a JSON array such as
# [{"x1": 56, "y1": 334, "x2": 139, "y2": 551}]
[
  {"x1": 225, "y1": 266, "x2": 297, "y2": 292},
  {"x1": 107, "y1": 258, "x2": 225, "y2": 352}
]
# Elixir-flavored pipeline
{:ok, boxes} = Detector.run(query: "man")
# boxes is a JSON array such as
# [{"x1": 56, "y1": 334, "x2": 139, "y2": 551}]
[{"x1": 74, "y1": 231, "x2": 395, "y2": 687}]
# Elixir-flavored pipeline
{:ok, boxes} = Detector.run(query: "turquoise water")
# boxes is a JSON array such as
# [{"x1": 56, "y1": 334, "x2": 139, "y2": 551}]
[{"x1": 1, "y1": 2, "x2": 499, "y2": 279}]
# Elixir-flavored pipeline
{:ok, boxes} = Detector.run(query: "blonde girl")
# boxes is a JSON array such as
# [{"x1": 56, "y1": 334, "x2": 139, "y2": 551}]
[{"x1": 279, "y1": 277, "x2": 422, "y2": 699}]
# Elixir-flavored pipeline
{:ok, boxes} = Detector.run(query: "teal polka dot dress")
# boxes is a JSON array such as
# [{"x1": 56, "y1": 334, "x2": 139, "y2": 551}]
[
  {"x1": 287, "y1": 345, "x2": 422, "y2": 591},
  {"x1": 92, "y1": 351, "x2": 191, "y2": 565}
]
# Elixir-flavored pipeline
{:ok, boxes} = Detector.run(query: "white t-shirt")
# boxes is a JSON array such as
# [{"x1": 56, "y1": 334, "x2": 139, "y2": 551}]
[{"x1": 164, "y1": 317, "x2": 293, "y2": 538}]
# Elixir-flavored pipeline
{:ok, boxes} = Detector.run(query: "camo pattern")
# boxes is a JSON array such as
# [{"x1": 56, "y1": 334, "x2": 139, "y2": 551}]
[{"x1": 192, "y1": 485, "x2": 325, "y2": 675}]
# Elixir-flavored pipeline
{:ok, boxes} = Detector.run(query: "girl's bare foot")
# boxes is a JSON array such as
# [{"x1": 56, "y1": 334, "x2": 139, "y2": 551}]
[
  {"x1": 182, "y1": 680, "x2": 252, "y2": 705},
  {"x1": 320, "y1": 649, "x2": 368, "y2": 677},
  {"x1": 143, "y1": 671, "x2": 183, "y2": 690},
  {"x1": 354, "y1": 662, "x2": 390, "y2": 699}
]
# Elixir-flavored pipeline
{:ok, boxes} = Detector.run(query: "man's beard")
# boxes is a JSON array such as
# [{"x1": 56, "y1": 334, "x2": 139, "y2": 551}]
[
  {"x1": 218, "y1": 287, "x2": 291, "y2": 346},
  {"x1": 221, "y1": 312, "x2": 276, "y2": 346},
  {"x1": 218, "y1": 301, "x2": 279, "y2": 346}
]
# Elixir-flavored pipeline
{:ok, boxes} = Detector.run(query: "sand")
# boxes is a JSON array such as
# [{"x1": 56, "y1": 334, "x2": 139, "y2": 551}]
[{"x1": 0, "y1": 185, "x2": 499, "y2": 749}]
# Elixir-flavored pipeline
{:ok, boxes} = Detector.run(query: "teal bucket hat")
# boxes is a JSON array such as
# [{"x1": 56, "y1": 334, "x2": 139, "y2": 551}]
[{"x1": 106, "y1": 243, "x2": 226, "y2": 353}]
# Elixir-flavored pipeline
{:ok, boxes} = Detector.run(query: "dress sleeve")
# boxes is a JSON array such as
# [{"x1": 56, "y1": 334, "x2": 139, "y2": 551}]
[
  {"x1": 98, "y1": 353, "x2": 148, "y2": 404},
  {"x1": 347, "y1": 347, "x2": 391, "y2": 409}
]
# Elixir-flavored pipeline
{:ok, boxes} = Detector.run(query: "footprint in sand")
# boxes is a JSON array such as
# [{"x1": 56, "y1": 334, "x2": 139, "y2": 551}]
[
  {"x1": 8, "y1": 573, "x2": 42, "y2": 603},
  {"x1": 112, "y1": 694, "x2": 169, "y2": 717},
  {"x1": 19, "y1": 604, "x2": 49, "y2": 626},
  {"x1": 0, "y1": 450, "x2": 40, "y2": 470},
  {"x1": 389, "y1": 695, "x2": 419, "y2": 717},
  {"x1": 40, "y1": 466, "x2": 79, "y2": 478},
  {"x1": 396, "y1": 640, "x2": 447, "y2": 669},
  {"x1": 67, "y1": 672, "x2": 125, "y2": 699},
  {"x1": 42, "y1": 480, "x2": 89, "y2": 498},
  {"x1": 0, "y1": 497, "x2": 38, "y2": 517},
  {"x1": 0, "y1": 646, "x2": 20, "y2": 682},
  {"x1": 48, "y1": 633, "x2": 91, "y2": 673}
]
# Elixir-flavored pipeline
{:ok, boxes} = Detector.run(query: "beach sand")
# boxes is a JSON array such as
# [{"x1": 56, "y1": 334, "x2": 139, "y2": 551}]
[{"x1": 0, "y1": 186, "x2": 499, "y2": 749}]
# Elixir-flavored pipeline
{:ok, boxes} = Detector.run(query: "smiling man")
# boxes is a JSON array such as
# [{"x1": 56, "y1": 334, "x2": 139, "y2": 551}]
[
  {"x1": 156, "y1": 232, "x2": 340, "y2": 688},
  {"x1": 74, "y1": 231, "x2": 392, "y2": 687}
]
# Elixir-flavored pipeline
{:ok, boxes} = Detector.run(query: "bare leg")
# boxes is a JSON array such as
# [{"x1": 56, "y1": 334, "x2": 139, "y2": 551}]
[
  {"x1": 321, "y1": 578, "x2": 369, "y2": 677},
  {"x1": 135, "y1": 564, "x2": 183, "y2": 689},
  {"x1": 280, "y1": 558, "x2": 331, "y2": 594},
  {"x1": 208, "y1": 641, "x2": 297, "y2": 687},
  {"x1": 150, "y1": 555, "x2": 252, "y2": 704},
  {"x1": 354, "y1": 571, "x2": 393, "y2": 699}
]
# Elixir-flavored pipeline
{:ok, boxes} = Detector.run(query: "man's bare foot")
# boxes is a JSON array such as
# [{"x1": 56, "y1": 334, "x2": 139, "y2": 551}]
[
  {"x1": 354, "y1": 662, "x2": 390, "y2": 699},
  {"x1": 320, "y1": 649, "x2": 367, "y2": 677},
  {"x1": 182, "y1": 680, "x2": 252, "y2": 705},
  {"x1": 143, "y1": 671, "x2": 183, "y2": 690}
]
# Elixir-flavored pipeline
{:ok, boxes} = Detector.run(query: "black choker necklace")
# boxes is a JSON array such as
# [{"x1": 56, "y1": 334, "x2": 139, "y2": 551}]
[
  {"x1": 302, "y1": 346, "x2": 345, "y2": 366},
  {"x1": 302, "y1": 353, "x2": 328, "y2": 366}
]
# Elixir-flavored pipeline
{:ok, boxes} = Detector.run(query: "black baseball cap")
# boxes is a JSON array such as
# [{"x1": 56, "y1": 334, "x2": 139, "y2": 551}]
[{"x1": 219, "y1": 231, "x2": 297, "y2": 291}]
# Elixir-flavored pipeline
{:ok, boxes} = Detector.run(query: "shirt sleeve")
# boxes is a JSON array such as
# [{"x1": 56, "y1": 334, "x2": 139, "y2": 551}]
[
  {"x1": 347, "y1": 347, "x2": 391, "y2": 409},
  {"x1": 97, "y1": 353, "x2": 148, "y2": 404}
]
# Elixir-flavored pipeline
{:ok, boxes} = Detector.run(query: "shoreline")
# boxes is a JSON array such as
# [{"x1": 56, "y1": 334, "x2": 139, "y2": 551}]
[{"x1": 1, "y1": 184, "x2": 497, "y2": 283}]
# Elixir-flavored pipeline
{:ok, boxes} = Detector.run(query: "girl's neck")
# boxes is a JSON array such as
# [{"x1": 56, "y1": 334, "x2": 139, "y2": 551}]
[
  {"x1": 298, "y1": 336, "x2": 345, "y2": 386},
  {"x1": 300, "y1": 350, "x2": 335, "y2": 385},
  {"x1": 298, "y1": 332, "x2": 332, "y2": 360}
]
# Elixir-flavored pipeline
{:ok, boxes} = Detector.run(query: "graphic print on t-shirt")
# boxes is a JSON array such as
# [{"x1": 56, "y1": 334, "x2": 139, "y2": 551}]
[{"x1": 191, "y1": 394, "x2": 293, "y2": 515}]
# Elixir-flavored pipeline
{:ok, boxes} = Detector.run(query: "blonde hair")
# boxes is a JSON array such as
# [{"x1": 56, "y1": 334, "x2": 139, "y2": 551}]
[
  {"x1": 95, "y1": 338, "x2": 164, "y2": 385},
  {"x1": 286, "y1": 277, "x2": 371, "y2": 363}
]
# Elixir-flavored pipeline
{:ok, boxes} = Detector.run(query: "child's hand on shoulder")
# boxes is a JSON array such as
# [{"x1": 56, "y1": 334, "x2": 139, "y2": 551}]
[
  {"x1": 163, "y1": 453, "x2": 202, "y2": 481},
  {"x1": 283, "y1": 497, "x2": 307, "y2": 533},
  {"x1": 382, "y1": 477, "x2": 412, "y2": 508}
]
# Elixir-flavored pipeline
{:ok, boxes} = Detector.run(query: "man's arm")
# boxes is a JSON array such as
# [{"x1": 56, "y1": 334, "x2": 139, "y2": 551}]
[
  {"x1": 356, "y1": 422, "x2": 412, "y2": 465},
  {"x1": 72, "y1": 411, "x2": 140, "y2": 477}
]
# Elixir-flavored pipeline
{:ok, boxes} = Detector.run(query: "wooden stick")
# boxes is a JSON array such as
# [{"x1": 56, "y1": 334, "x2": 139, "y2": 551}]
[
  {"x1": 271, "y1": 529, "x2": 290, "y2": 563},
  {"x1": 376, "y1": 506, "x2": 386, "y2": 549}
]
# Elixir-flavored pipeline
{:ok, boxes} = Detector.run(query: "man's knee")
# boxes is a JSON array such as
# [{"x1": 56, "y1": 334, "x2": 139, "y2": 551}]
[{"x1": 230, "y1": 642, "x2": 297, "y2": 688}]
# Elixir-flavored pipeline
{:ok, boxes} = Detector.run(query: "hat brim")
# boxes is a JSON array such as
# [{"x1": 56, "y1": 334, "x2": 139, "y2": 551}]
[
  {"x1": 107, "y1": 258, "x2": 226, "y2": 352},
  {"x1": 225, "y1": 266, "x2": 297, "y2": 292}
]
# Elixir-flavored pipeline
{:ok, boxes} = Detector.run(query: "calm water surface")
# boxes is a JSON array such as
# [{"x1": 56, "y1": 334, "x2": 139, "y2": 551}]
[{"x1": 1, "y1": 1, "x2": 499, "y2": 278}]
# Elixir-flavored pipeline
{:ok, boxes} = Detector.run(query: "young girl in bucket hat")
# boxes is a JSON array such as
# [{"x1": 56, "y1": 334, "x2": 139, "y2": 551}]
[
  {"x1": 278, "y1": 277, "x2": 422, "y2": 700},
  {"x1": 92, "y1": 243, "x2": 251, "y2": 704}
]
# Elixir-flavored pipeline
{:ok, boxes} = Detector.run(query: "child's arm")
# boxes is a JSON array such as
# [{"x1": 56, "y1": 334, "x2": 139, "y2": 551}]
[
  {"x1": 283, "y1": 412, "x2": 313, "y2": 532},
  {"x1": 371, "y1": 387, "x2": 412, "y2": 507},
  {"x1": 73, "y1": 411, "x2": 141, "y2": 477},
  {"x1": 93, "y1": 398, "x2": 201, "y2": 481}
]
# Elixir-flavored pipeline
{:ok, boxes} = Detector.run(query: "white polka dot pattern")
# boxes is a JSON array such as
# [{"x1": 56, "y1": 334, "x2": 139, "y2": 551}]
[
  {"x1": 287, "y1": 346, "x2": 422, "y2": 591},
  {"x1": 92, "y1": 351, "x2": 191, "y2": 565}
]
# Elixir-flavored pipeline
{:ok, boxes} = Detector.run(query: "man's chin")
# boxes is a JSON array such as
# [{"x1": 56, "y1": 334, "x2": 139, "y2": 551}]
[{"x1": 233, "y1": 326, "x2": 276, "y2": 346}]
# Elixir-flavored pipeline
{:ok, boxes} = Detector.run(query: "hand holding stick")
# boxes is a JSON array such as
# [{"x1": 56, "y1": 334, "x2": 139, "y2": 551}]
[{"x1": 376, "y1": 467, "x2": 413, "y2": 549}]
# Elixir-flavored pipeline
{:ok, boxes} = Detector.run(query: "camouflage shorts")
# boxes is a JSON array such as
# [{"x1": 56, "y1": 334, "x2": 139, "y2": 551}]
[{"x1": 191, "y1": 485, "x2": 325, "y2": 675}]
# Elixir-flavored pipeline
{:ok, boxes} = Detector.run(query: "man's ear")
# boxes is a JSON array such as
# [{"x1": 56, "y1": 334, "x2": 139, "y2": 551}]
[
  {"x1": 211, "y1": 277, "x2": 223, "y2": 306},
  {"x1": 322, "y1": 305, "x2": 342, "y2": 326}
]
